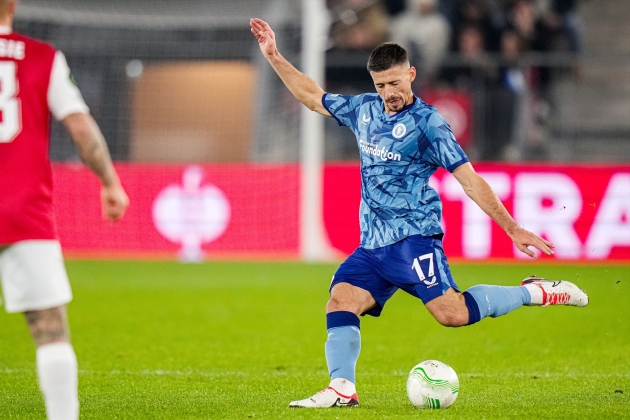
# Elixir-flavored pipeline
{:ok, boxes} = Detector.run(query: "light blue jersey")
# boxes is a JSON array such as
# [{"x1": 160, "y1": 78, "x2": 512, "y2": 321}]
[{"x1": 322, "y1": 93, "x2": 469, "y2": 249}]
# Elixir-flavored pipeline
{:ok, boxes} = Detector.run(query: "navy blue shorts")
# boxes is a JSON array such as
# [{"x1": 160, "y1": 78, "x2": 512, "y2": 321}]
[{"x1": 330, "y1": 234, "x2": 459, "y2": 317}]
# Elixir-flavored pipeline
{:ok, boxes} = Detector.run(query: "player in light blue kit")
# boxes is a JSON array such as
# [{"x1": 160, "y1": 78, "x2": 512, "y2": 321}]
[{"x1": 251, "y1": 18, "x2": 589, "y2": 408}]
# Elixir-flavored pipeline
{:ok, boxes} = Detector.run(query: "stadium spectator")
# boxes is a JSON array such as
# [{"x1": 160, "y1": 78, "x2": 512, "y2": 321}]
[
  {"x1": 381, "y1": 0, "x2": 407, "y2": 17},
  {"x1": 538, "y1": 0, "x2": 583, "y2": 54},
  {"x1": 0, "y1": 1, "x2": 129, "y2": 419},
  {"x1": 251, "y1": 17, "x2": 588, "y2": 409},
  {"x1": 502, "y1": 0, "x2": 556, "y2": 159},
  {"x1": 438, "y1": 24, "x2": 492, "y2": 90},
  {"x1": 327, "y1": 0, "x2": 390, "y2": 50},
  {"x1": 484, "y1": 28, "x2": 529, "y2": 160},
  {"x1": 506, "y1": 0, "x2": 548, "y2": 51},
  {"x1": 389, "y1": 0, "x2": 452, "y2": 83},
  {"x1": 451, "y1": 0, "x2": 502, "y2": 51}
]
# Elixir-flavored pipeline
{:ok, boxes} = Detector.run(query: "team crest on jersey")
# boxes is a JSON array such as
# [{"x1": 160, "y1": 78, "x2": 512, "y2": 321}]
[{"x1": 392, "y1": 123, "x2": 407, "y2": 139}]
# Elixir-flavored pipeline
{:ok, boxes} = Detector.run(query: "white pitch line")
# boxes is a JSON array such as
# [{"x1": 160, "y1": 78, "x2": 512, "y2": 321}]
[{"x1": 2, "y1": 368, "x2": 629, "y2": 378}]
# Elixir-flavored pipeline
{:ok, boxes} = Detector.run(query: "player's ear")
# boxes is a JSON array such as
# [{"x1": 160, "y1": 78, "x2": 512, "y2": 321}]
[{"x1": 408, "y1": 66, "x2": 417, "y2": 83}]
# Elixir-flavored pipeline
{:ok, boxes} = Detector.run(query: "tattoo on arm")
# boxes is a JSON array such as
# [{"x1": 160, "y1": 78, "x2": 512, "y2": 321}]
[
  {"x1": 79, "y1": 134, "x2": 115, "y2": 185},
  {"x1": 64, "y1": 113, "x2": 117, "y2": 187}
]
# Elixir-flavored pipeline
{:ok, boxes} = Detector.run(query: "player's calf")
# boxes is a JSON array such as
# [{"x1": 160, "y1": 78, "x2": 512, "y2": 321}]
[{"x1": 25, "y1": 307, "x2": 78, "y2": 420}]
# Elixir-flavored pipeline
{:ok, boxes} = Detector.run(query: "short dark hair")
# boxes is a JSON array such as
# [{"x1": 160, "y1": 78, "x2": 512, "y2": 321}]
[{"x1": 367, "y1": 43, "x2": 409, "y2": 72}]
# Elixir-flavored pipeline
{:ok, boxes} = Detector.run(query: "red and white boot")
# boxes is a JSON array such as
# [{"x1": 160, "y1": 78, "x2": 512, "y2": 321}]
[
  {"x1": 289, "y1": 378, "x2": 359, "y2": 408},
  {"x1": 521, "y1": 276, "x2": 589, "y2": 307}
]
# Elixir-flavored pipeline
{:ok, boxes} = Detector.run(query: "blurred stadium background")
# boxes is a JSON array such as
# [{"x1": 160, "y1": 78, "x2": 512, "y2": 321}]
[{"x1": 14, "y1": 0, "x2": 630, "y2": 262}]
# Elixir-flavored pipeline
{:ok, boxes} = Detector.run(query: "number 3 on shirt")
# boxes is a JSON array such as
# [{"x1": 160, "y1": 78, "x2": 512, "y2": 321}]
[{"x1": 0, "y1": 61, "x2": 21, "y2": 143}]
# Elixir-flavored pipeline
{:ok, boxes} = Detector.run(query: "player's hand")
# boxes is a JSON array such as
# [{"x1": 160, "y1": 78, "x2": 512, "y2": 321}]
[
  {"x1": 250, "y1": 18, "x2": 277, "y2": 59},
  {"x1": 101, "y1": 183, "x2": 129, "y2": 222},
  {"x1": 509, "y1": 226, "x2": 555, "y2": 258}
]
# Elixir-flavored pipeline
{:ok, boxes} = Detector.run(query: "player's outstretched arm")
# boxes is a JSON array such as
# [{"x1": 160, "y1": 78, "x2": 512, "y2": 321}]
[
  {"x1": 62, "y1": 112, "x2": 129, "y2": 222},
  {"x1": 250, "y1": 17, "x2": 331, "y2": 117},
  {"x1": 451, "y1": 163, "x2": 554, "y2": 258}
]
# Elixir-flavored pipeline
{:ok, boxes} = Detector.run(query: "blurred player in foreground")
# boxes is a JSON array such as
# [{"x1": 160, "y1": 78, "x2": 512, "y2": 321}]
[
  {"x1": 250, "y1": 17, "x2": 588, "y2": 408},
  {"x1": 0, "y1": 1, "x2": 129, "y2": 418}
]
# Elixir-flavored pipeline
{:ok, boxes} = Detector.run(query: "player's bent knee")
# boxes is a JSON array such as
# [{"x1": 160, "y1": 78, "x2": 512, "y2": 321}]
[{"x1": 425, "y1": 290, "x2": 469, "y2": 327}]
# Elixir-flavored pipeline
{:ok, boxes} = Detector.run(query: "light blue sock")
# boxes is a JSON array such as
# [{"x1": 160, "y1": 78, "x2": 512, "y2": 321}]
[
  {"x1": 465, "y1": 285, "x2": 531, "y2": 319},
  {"x1": 325, "y1": 311, "x2": 361, "y2": 383}
]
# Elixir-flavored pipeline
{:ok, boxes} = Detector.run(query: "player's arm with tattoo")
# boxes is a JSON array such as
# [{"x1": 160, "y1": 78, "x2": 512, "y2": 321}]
[
  {"x1": 451, "y1": 162, "x2": 554, "y2": 258},
  {"x1": 62, "y1": 112, "x2": 129, "y2": 221}
]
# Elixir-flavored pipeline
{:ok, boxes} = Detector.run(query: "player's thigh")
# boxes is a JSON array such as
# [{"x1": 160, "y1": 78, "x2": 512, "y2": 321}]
[
  {"x1": 328, "y1": 282, "x2": 376, "y2": 315},
  {"x1": 0, "y1": 240, "x2": 72, "y2": 314},
  {"x1": 383, "y1": 235, "x2": 459, "y2": 304},
  {"x1": 331, "y1": 247, "x2": 397, "y2": 317}
]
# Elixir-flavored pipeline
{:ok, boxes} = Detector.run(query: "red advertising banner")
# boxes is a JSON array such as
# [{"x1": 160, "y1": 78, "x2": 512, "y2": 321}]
[
  {"x1": 53, "y1": 163, "x2": 299, "y2": 259},
  {"x1": 323, "y1": 163, "x2": 630, "y2": 261},
  {"x1": 52, "y1": 162, "x2": 629, "y2": 261}
]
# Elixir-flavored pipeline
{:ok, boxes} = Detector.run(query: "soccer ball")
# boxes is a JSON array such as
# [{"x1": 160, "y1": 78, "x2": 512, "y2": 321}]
[{"x1": 406, "y1": 360, "x2": 459, "y2": 409}]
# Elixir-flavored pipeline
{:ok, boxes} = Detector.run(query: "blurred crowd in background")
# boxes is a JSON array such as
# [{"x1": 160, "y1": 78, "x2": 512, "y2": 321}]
[
  {"x1": 21, "y1": 0, "x2": 622, "y2": 164},
  {"x1": 325, "y1": 0, "x2": 583, "y2": 160}
]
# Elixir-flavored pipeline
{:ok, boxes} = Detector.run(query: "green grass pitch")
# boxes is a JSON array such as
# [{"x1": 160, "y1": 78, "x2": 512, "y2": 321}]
[{"x1": 1, "y1": 260, "x2": 628, "y2": 419}]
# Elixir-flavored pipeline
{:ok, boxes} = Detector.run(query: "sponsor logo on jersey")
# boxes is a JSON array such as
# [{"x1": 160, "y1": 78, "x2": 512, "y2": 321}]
[
  {"x1": 361, "y1": 114, "x2": 371, "y2": 124},
  {"x1": 423, "y1": 276, "x2": 438, "y2": 288},
  {"x1": 359, "y1": 139, "x2": 401, "y2": 161},
  {"x1": 392, "y1": 123, "x2": 407, "y2": 139}
]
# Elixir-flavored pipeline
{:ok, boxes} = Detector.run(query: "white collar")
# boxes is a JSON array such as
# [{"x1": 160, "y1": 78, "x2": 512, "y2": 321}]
[{"x1": 0, "y1": 25, "x2": 12, "y2": 35}]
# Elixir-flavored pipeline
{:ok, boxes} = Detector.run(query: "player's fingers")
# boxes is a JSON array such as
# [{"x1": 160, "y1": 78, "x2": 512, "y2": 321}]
[
  {"x1": 249, "y1": 23, "x2": 261, "y2": 35},
  {"x1": 257, "y1": 18, "x2": 271, "y2": 30},
  {"x1": 541, "y1": 237, "x2": 555, "y2": 248},
  {"x1": 251, "y1": 27, "x2": 268, "y2": 42},
  {"x1": 103, "y1": 205, "x2": 115, "y2": 221},
  {"x1": 250, "y1": 18, "x2": 265, "y2": 33},
  {"x1": 517, "y1": 243, "x2": 536, "y2": 258},
  {"x1": 250, "y1": 27, "x2": 263, "y2": 42},
  {"x1": 255, "y1": 19, "x2": 275, "y2": 38},
  {"x1": 531, "y1": 237, "x2": 554, "y2": 255},
  {"x1": 104, "y1": 196, "x2": 127, "y2": 221},
  {"x1": 538, "y1": 242, "x2": 554, "y2": 255},
  {"x1": 107, "y1": 205, "x2": 125, "y2": 221}
]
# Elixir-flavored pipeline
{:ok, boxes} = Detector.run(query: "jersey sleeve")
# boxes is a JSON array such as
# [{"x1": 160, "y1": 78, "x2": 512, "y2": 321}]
[
  {"x1": 47, "y1": 51, "x2": 89, "y2": 121},
  {"x1": 321, "y1": 93, "x2": 362, "y2": 130},
  {"x1": 420, "y1": 112, "x2": 469, "y2": 172}
]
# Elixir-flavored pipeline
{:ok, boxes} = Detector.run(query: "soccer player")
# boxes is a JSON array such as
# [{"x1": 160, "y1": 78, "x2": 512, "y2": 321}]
[
  {"x1": 0, "y1": 1, "x2": 129, "y2": 419},
  {"x1": 250, "y1": 18, "x2": 588, "y2": 408}
]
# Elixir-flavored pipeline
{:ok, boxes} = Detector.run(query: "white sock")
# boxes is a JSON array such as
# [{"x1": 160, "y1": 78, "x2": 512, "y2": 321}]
[
  {"x1": 329, "y1": 377, "x2": 356, "y2": 396},
  {"x1": 36, "y1": 342, "x2": 79, "y2": 420},
  {"x1": 523, "y1": 284, "x2": 543, "y2": 305}
]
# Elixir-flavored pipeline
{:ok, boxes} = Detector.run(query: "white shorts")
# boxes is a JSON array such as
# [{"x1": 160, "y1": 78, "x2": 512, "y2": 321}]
[{"x1": 0, "y1": 240, "x2": 72, "y2": 313}]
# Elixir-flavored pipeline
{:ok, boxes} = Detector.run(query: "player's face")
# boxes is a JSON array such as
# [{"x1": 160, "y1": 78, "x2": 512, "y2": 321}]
[{"x1": 370, "y1": 64, "x2": 416, "y2": 115}]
